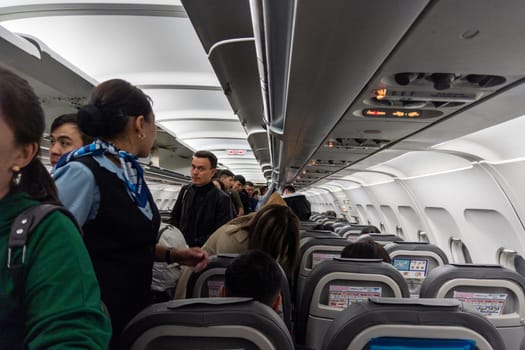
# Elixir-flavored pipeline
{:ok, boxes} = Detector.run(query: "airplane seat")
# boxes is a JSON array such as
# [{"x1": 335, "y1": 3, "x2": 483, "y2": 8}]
[
  {"x1": 332, "y1": 222, "x2": 346, "y2": 230},
  {"x1": 334, "y1": 224, "x2": 350, "y2": 235},
  {"x1": 321, "y1": 297, "x2": 505, "y2": 350},
  {"x1": 185, "y1": 254, "x2": 293, "y2": 330},
  {"x1": 420, "y1": 263, "x2": 525, "y2": 350},
  {"x1": 120, "y1": 297, "x2": 294, "y2": 350},
  {"x1": 300, "y1": 229, "x2": 340, "y2": 239},
  {"x1": 316, "y1": 217, "x2": 330, "y2": 224},
  {"x1": 340, "y1": 225, "x2": 374, "y2": 241},
  {"x1": 357, "y1": 233, "x2": 404, "y2": 245},
  {"x1": 384, "y1": 241, "x2": 449, "y2": 297},
  {"x1": 294, "y1": 237, "x2": 349, "y2": 307},
  {"x1": 295, "y1": 258, "x2": 410, "y2": 350}
]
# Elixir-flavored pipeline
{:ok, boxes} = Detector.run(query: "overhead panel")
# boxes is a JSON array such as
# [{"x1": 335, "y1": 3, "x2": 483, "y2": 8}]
[
  {"x1": 271, "y1": 0, "x2": 431, "y2": 187},
  {"x1": 303, "y1": 0, "x2": 525, "y2": 189}
]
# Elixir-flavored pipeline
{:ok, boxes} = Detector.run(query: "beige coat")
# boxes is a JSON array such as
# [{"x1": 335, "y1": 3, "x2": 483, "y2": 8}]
[{"x1": 174, "y1": 223, "x2": 250, "y2": 299}]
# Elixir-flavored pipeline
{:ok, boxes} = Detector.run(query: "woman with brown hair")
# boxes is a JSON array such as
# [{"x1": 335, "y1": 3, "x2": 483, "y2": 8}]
[{"x1": 203, "y1": 204, "x2": 300, "y2": 275}]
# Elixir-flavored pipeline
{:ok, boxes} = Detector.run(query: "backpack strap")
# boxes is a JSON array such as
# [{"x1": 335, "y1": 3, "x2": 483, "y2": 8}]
[{"x1": 8, "y1": 204, "x2": 80, "y2": 296}]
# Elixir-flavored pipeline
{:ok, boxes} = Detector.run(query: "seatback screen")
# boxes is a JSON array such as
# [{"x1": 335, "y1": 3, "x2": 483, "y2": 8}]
[
  {"x1": 207, "y1": 280, "x2": 224, "y2": 297},
  {"x1": 311, "y1": 252, "x2": 340, "y2": 268},
  {"x1": 453, "y1": 291, "x2": 507, "y2": 316},
  {"x1": 392, "y1": 258, "x2": 428, "y2": 279},
  {"x1": 328, "y1": 285, "x2": 381, "y2": 308}
]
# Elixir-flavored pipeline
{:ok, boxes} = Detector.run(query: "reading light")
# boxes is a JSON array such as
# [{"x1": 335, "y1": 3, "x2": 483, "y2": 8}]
[
  {"x1": 430, "y1": 73, "x2": 456, "y2": 90},
  {"x1": 327, "y1": 140, "x2": 335, "y2": 148},
  {"x1": 394, "y1": 73, "x2": 420, "y2": 86},
  {"x1": 374, "y1": 89, "x2": 387, "y2": 99}
]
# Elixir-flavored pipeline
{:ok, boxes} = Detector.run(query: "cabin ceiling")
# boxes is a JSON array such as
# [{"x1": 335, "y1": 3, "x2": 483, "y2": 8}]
[
  {"x1": 183, "y1": 0, "x2": 525, "y2": 190},
  {"x1": 2, "y1": 1, "x2": 525, "y2": 189},
  {"x1": 0, "y1": 0, "x2": 266, "y2": 183}
]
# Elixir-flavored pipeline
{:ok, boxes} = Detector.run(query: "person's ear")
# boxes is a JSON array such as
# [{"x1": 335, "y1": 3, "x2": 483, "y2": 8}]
[
  {"x1": 210, "y1": 168, "x2": 217, "y2": 177},
  {"x1": 12, "y1": 143, "x2": 38, "y2": 169},
  {"x1": 272, "y1": 293, "x2": 282, "y2": 312},
  {"x1": 134, "y1": 115, "x2": 145, "y2": 136}
]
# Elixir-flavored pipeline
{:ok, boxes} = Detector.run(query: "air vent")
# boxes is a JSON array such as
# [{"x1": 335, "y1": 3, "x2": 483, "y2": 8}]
[
  {"x1": 390, "y1": 72, "x2": 506, "y2": 90},
  {"x1": 311, "y1": 159, "x2": 349, "y2": 167},
  {"x1": 325, "y1": 138, "x2": 390, "y2": 150}
]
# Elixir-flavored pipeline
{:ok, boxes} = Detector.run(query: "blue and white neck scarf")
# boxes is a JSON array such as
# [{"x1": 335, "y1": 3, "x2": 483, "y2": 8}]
[{"x1": 55, "y1": 139, "x2": 149, "y2": 208}]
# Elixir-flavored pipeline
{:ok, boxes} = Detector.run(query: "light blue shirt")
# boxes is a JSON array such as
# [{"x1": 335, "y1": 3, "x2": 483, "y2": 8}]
[{"x1": 53, "y1": 154, "x2": 153, "y2": 226}]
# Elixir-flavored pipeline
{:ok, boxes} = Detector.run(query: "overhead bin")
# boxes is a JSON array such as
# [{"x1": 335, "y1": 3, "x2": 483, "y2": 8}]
[
  {"x1": 0, "y1": 26, "x2": 95, "y2": 103},
  {"x1": 264, "y1": 0, "x2": 431, "y2": 187},
  {"x1": 182, "y1": 0, "x2": 271, "y2": 177}
]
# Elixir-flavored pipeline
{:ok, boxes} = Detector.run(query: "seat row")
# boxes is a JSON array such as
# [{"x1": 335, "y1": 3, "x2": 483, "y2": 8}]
[{"x1": 122, "y1": 250, "x2": 525, "y2": 349}]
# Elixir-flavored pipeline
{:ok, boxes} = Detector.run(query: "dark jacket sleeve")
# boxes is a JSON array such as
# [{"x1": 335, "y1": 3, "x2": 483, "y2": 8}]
[
  {"x1": 214, "y1": 192, "x2": 235, "y2": 230},
  {"x1": 170, "y1": 185, "x2": 187, "y2": 228}
]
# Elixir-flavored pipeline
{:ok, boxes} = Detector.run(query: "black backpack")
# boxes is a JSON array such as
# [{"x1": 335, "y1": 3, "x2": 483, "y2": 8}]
[
  {"x1": 8, "y1": 204, "x2": 79, "y2": 295},
  {"x1": 3, "y1": 204, "x2": 80, "y2": 348}
]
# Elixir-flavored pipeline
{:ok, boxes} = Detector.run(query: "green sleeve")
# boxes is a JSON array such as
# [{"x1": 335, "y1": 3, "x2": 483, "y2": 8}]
[
  {"x1": 230, "y1": 190, "x2": 242, "y2": 209},
  {"x1": 23, "y1": 211, "x2": 111, "y2": 349}
]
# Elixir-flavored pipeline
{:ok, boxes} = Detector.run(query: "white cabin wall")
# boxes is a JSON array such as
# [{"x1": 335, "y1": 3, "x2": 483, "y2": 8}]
[
  {"x1": 401, "y1": 164, "x2": 525, "y2": 263},
  {"x1": 367, "y1": 180, "x2": 431, "y2": 242},
  {"x1": 485, "y1": 160, "x2": 525, "y2": 240},
  {"x1": 329, "y1": 188, "x2": 348, "y2": 218},
  {"x1": 344, "y1": 186, "x2": 379, "y2": 227}
]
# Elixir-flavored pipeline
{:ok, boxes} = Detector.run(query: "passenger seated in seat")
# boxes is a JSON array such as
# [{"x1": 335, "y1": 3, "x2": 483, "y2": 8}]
[
  {"x1": 203, "y1": 204, "x2": 300, "y2": 275},
  {"x1": 341, "y1": 238, "x2": 392, "y2": 263},
  {"x1": 360, "y1": 225, "x2": 380, "y2": 234},
  {"x1": 174, "y1": 204, "x2": 300, "y2": 299},
  {"x1": 221, "y1": 250, "x2": 282, "y2": 311},
  {"x1": 151, "y1": 223, "x2": 188, "y2": 302},
  {"x1": 313, "y1": 223, "x2": 335, "y2": 231}
]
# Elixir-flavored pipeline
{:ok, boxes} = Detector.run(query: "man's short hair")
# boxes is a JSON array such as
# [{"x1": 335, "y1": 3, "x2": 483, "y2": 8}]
[
  {"x1": 233, "y1": 174, "x2": 246, "y2": 186},
  {"x1": 193, "y1": 150, "x2": 218, "y2": 169},
  {"x1": 246, "y1": 181, "x2": 254, "y2": 187},
  {"x1": 51, "y1": 113, "x2": 92, "y2": 145},
  {"x1": 283, "y1": 185, "x2": 296, "y2": 193},
  {"x1": 218, "y1": 169, "x2": 234, "y2": 178},
  {"x1": 224, "y1": 250, "x2": 281, "y2": 307}
]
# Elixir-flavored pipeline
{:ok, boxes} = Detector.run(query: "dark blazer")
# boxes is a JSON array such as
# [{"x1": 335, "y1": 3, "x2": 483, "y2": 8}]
[{"x1": 170, "y1": 182, "x2": 234, "y2": 247}]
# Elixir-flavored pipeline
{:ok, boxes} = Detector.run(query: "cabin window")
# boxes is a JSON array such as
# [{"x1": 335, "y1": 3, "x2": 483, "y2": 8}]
[
  {"x1": 418, "y1": 230, "x2": 430, "y2": 243},
  {"x1": 449, "y1": 238, "x2": 472, "y2": 263}
]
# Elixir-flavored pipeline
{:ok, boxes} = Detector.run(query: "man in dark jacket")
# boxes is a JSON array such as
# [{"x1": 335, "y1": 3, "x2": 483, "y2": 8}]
[
  {"x1": 170, "y1": 151, "x2": 234, "y2": 246},
  {"x1": 233, "y1": 174, "x2": 253, "y2": 214}
]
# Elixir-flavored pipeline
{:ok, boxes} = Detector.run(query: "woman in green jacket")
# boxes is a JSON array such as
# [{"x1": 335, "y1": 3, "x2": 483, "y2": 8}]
[{"x1": 0, "y1": 65, "x2": 111, "y2": 349}]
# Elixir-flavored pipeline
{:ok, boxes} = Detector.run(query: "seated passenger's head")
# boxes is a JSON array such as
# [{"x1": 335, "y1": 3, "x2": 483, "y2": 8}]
[
  {"x1": 282, "y1": 185, "x2": 295, "y2": 195},
  {"x1": 313, "y1": 223, "x2": 334, "y2": 232},
  {"x1": 49, "y1": 113, "x2": 92, "y2": 166},
  {"x1": 341, "y1": 238, "x2": 392, "y2": 263},
  {"x1": 222, "y1": 250, "x2": 282, "y2": 311},
  {"x1": 360, "y1": 225, "x2": 380, "y2": 234},
  {"x1": 242, "y1": 204, "x2": 300, "y2": 274}
]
